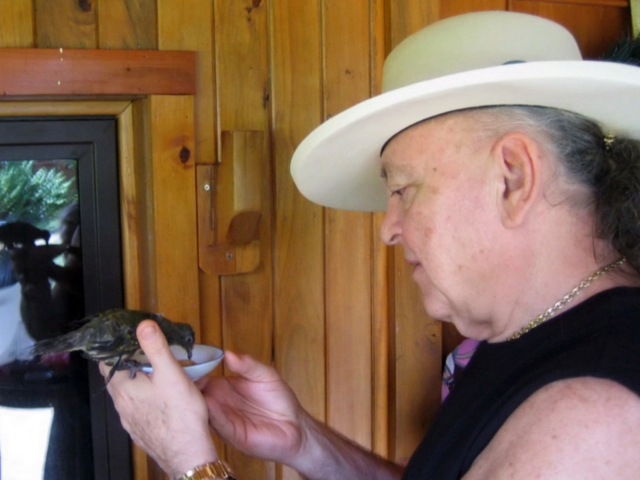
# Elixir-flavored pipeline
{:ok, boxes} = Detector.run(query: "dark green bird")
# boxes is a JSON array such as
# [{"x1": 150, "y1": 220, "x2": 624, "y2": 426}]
[{"x1": 31, "y1": 308, "x2": 195, "y2": 383}]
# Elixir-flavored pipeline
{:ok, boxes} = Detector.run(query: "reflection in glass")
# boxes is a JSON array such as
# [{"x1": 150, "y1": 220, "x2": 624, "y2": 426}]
[{"x1": 0, "y1": 159, "x2": 93, "y2": 480}]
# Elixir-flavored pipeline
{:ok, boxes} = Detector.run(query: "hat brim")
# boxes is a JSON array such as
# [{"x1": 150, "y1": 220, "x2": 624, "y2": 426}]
[{"x1": 290, "y1": 61, "x2": 640, "y2": 212}]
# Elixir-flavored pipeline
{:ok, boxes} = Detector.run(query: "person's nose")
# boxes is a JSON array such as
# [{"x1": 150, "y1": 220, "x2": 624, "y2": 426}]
[{"x1": 380, "y1": 199, "x2": 402, "y2": 245}]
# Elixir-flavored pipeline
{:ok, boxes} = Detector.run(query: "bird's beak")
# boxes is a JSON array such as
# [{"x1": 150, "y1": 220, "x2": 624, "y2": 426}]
[{"x1": 185, "y1": 344, "x2": 193, "y2": 360}]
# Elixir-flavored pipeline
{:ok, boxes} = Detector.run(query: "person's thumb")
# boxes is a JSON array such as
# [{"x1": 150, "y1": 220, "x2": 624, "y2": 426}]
[{"x1": 137, "y1": 320, "x2": 181, "y2": 377}]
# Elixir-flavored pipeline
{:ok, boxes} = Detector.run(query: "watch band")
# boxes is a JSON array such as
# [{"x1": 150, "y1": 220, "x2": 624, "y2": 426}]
[{"x1": 178, "y1": 460, "x2": 237, "y2": 480}]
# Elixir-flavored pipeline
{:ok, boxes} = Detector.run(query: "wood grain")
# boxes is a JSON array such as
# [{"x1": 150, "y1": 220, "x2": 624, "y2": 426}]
[
  {"x1": 0, "y1": 100, "x2": 131, "y2": 116},
  {"x1": 35, "y1": 0, "x2": 97, "y2": 48},
  {"x1": 442, "y1": 323, "x2": 466, "y2": 362},
  {"x1": 0, "y1": 0, "x2": 34, "y2": 47},
  {"x1": 510, "y1": 0, "x2": 631, "y2": 58},
  {"x1": 118, "y1": 98, "x2": 157, "y2": 480},
  {"x1": 323, "y1": 0, "x2": 373, "y2": 451},
  {"x1": 157, "y1": 0, "x2": 216, "y2": 164},
  {"x1": 521, "y1": 0, "x2": 628, "y2": 6},
  {"x1": 391, "y1": 248, "x2": 443, "y2": 463},
  {"x1": 148, "y1": 95, "x2": 200, "y2": 333},
  {"x1": 372, "y1": 212, "x2": 391, "y2": 457},
  {"x1": 198, "y1": 266, "x2": 225, "y2": 460},
  {"x1": 145, "y1": 97, "x2": 200, "y2": 476},
  {"x1": 370, "y1": 0, "x2": 390, "y2": 459},
  {"x1": 386, "y1": 1, "x2": 443, "y2": 464},
  {"x1": 441, "y1": 0, "x2": 507, "y2": 18},
  {"x1": 271, "y1": 0, "x2": 325, "y2": 478},
  {"x1": 215, "y1": 0, "x2": 270, "y2": 131},
  {"x1": 116, "y1": 102, "x2": 142, "y2": 309},
  {"x1": 97, "y1": 0, "x2": 157, "y2": 49},
  {"x1": 388, "y1": 0, "x2": 439, "y2": 49},
  {"x1": 197, "y1": 132, "x2": 263, "y2": 275},
  {"x1": 0, "y1": 48, "x2": 196, "y2": 96},
  {"x1": 214, "y1": 2, "x2": 274, "y2": 478}
]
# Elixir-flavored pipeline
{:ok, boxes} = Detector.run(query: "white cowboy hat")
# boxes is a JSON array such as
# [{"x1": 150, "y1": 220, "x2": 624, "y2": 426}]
[{"x1": 290, "y1": 11, "x2": 640, "y2": 212}]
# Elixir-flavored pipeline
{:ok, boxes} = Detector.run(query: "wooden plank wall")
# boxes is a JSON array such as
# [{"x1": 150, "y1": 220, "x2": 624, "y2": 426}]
[{"x1": 0, "y1": 0, "x2": 630, "y2": 479}]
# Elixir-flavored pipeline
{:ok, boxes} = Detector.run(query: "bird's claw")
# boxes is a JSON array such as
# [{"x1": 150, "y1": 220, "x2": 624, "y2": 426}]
[{"x1": 117, "y1": 358, "x2": 147, "y2": 379}]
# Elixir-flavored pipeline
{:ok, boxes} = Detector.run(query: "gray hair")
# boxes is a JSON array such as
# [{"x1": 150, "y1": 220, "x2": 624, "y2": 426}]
[{"x1": 465, "y1": 105, "x2": 640, "y2": 273}]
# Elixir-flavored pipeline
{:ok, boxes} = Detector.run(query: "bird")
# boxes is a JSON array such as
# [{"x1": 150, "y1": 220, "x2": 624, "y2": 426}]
[
  {"x1": 0, "y1": 221, "x2": 50, "y2": 249},
  {"x1": 31, "y1": 308, "x2": 196, "y2": 383}
]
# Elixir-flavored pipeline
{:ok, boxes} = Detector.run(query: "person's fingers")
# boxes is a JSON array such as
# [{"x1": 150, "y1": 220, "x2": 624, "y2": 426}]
[
  {"x1": 98, "y1": 360, "x2": 109, "y2": 377},
  {"x1": 136, "y1": 320, "x2": 183, "y2": 379},
  {"x1": 223, "y1": 351, "x2": 277, "y2": 382}
]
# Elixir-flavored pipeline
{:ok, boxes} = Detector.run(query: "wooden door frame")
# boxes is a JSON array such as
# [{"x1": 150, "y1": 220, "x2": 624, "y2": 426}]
[{"x1": 0, "y1": 48, "x2": 199, "y2": 480}]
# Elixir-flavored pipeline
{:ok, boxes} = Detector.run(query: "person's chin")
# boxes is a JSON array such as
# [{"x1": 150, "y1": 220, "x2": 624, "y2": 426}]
[{"x1": 419, "y1": 293, "x2": 452, "y2": 323}]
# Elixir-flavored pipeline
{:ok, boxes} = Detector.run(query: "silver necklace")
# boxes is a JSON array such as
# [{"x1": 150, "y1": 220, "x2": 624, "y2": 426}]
[{"x1": 507, "y1": 257, "x2": 627, "y2": 341}]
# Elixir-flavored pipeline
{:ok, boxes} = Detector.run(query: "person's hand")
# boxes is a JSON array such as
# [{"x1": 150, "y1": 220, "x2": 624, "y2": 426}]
[
  {"x1": 201, "y1": 354, "x2": 405, "y2": 480},
  {"x1": 100, "y1": 320, "x2": 218, "y2": 479},
  {"x1": 198, "y1": 352, "x2": 312, "y2": 468}
]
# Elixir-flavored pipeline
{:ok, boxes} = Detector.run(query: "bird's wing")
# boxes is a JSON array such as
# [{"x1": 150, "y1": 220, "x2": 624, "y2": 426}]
[{"x1": 83, "y1": 314, "x2": 141, "y2": 360}]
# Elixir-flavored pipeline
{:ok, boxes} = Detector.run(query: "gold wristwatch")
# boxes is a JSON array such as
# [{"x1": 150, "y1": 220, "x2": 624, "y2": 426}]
[{"x1": 178, "y1": 460, "x2": 237, "y2": 480}]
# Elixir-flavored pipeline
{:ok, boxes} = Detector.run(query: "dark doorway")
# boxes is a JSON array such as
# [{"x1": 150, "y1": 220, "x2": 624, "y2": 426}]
[{"x1": 0, "y1": 118, "x2": 132, "y2": 480}]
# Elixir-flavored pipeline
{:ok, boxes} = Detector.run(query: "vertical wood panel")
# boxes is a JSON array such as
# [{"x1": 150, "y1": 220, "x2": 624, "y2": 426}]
[
  {"x1": 157, "y1": 0, "x2": 216, "y2": 164},
  {"x1": 127, "y1": 98, "x2": 157, "y2": 480},
  {"x1": 34, "y1": 0, "x2": 97, "y2": 48},
  {"x1": 117, "y1": 102, "x2": 143, "y2": 309},
  {"x1": 385, "y1": 0, "x2": 443, "y2": 463},
  {"x1": 324, "y1": 0, "x2": 374, "y2": 450},
  {"x1": 125, "y1": 98, "x2": 162, "y2": 480},
  {"x1": 387, "y1": 0, "x2": 439, "y2": 49},
  {"x1": 392, "y1": 249, "x2": 443, "y2": 463},
  {"x1": 155, "y1": 3, "x2": 220, "y2": 468},
  {"x1": 271, "y1": 0, "x2": 325, "y2": 478},
  {"x1": 97, "y1": 0, "x2": 157, "y2": 49},
  {"x1": 0, "y1": 0, "x2": 34, "y2": 47},
  {"x1": 198, "y1": 272, "x2": 225, "y2": 459},
  {"x1": 214, "y1": 2, "x2": 274, "y2": 478},
  {"x1": 370, "y1": 0, "x2": 391, "y2": 459},
  {"x1": 146, "y1": 97, "x2": 200, "y2": 480},
  {"x1": 215, "y1": 1, "x2": 270, "y2": 131},
  {"x1": 510, "y1": 1, "x2": 631, "y2": 58},
  {"x1": 148, "y1": 95, "x2": 200, "y2": 332},
  {"x1": 372, "y1": 213, "x2": 391, "y2": 457}
]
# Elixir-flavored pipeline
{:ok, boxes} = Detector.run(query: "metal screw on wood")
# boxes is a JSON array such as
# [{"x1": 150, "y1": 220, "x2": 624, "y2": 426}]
[
  {"x1": 204, "y1": 184, "x2": 211, "y2": 191},
  {"x1": 226, "y1": 252, "x2": 233, "y2": 260}
]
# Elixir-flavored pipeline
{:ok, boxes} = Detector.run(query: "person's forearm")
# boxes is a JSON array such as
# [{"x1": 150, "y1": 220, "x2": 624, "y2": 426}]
[{"x1": 289, "y1": 413, "x2": 404, "y2": 480}]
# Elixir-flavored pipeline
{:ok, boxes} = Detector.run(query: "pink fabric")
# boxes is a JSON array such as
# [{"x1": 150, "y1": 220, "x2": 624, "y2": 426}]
[{"x1": 441, "y1": 338, "x2": 480, "y2": 401}]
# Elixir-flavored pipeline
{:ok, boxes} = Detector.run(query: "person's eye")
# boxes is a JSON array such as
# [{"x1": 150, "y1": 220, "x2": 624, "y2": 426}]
[{"x1": 391, "y1": 187, "x2": 406, "y2": 197}]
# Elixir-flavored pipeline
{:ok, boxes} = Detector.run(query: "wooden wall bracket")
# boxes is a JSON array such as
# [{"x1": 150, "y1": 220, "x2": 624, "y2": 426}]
[{"x1": 197, "y1": 130, "x2": 264, "y2": 275}]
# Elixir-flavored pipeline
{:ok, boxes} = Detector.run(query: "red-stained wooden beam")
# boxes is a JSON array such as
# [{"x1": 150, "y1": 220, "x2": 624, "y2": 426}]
[{"x1": 0, "y1": 48, "x2": 196, "y2": 96}]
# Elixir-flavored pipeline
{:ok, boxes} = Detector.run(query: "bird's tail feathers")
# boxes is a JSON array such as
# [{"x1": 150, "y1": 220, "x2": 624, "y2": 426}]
[{"x1": 31, "y1": 334, "x2": 78, "y2": 356}]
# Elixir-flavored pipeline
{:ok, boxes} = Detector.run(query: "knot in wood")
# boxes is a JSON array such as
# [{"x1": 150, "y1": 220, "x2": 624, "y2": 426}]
[
  {"x1": 179, "y1": 146, "x2": 191, "y2": 164},
  {"x1": 78, "y1": 0, "x2": 92, "y2": 12}
]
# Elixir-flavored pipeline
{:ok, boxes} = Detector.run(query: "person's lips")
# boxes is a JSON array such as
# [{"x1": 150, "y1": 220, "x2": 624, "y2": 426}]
[{"x1": 405, "y1": 257, "x2": 420, "y2": 268}]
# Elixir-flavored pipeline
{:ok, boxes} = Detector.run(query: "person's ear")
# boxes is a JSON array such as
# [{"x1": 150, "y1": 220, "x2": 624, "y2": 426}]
[{"x1": 492, "y1": 132, "x2": 541, "y2": 228}]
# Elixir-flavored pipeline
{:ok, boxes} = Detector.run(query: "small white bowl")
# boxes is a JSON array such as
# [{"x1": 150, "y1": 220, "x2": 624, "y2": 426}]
[{"x1": 135, "y1": 344, "x2": 224, "y2": 381}]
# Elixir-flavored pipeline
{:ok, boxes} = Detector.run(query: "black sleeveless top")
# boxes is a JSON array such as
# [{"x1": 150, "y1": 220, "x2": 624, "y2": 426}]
[{"x1": 402, "y1": 287, "x2": 640, "y2": 480}]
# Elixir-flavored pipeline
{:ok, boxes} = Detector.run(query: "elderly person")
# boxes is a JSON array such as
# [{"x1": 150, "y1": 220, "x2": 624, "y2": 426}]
[{"x1": 102, "y1": 11, "x2": 640, "y2": 480}]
